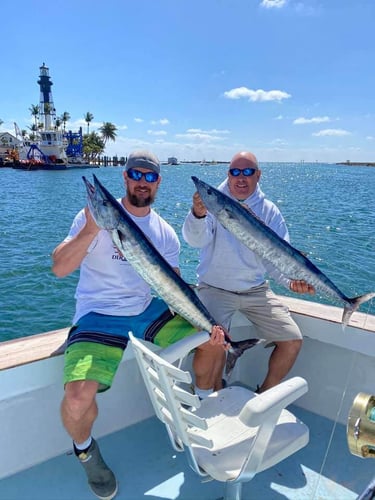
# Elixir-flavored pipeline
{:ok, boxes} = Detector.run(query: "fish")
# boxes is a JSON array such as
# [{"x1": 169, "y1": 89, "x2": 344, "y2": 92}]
[
  {"x1": 192, "y1": 175, "x2": 375, "y2": 327},
  {"x1": 82, "y1": 174, "x2": 259, "y2": 375}
]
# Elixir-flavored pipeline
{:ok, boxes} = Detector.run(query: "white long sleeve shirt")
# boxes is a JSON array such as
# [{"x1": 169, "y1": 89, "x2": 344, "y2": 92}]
[{"x1": 182, "y1": 180, "x2": 291, "y2": 292}]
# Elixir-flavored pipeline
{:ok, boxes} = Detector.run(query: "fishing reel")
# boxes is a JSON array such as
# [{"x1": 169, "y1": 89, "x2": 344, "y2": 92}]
[{"x1": 347, "y1": 392, "x2": 375, "y2": 458}]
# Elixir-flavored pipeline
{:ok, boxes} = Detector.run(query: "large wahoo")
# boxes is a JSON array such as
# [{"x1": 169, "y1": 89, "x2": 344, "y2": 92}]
[
  {"x1": 82, "y1": 174, "x2": 259, "y2": 374},
  {"x1": 192, "y1": 176, "x2": 375, "y2": 326}
]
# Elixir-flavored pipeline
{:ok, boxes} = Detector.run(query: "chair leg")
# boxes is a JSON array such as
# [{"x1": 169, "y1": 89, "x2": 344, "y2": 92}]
[{"x1": 224, "y1": 480, "x2": 243, "y2": 500}]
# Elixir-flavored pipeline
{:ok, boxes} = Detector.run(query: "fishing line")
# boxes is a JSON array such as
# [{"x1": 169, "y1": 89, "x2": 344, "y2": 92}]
[{"x1": 312, "y1": 348, "x2": 358, "y2": 499}]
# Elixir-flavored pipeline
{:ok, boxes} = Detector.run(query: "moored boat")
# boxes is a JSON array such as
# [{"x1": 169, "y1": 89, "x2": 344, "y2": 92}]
[
  {"x1": 0, "y1": 296, "x2": 374, "y2": 499},
  {"x1": 13, "y1": 64, "x2": 98, "y2": 171},
  {"x1": 167, "y1": 156, "x2": 179, "y2": 165}
]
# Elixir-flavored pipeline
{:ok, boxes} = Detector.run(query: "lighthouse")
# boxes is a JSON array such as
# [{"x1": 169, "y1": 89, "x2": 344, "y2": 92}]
[
  {"x1": 38, "y1": 63, "x2": 57, "y2": 131},
  {"x1": 32, "y1": 63, "x2": 68, "y2": 165},
  {"x1": 15, "y1": 63, "x2": 84, "y2": 168}
]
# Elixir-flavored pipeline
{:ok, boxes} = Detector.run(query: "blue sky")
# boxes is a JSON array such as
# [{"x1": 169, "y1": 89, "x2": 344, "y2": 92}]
[{"x1": 1, "y1": 0, "x2": 374, "y2": 163}]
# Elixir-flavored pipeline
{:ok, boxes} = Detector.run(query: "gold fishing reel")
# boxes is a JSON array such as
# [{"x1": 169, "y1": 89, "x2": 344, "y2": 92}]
[{"x1": 347, "y1": 392, "x2": 375, "y2": 458}]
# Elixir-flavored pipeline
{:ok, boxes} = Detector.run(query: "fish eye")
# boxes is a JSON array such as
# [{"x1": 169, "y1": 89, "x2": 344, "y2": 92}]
[{"x1": 207, "y1": 188, "x2": 212, "y2": 195}]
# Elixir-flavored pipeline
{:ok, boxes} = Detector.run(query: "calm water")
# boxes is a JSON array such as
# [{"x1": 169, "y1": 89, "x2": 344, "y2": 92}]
[{"x1": 1, "y1": 162, "x2": 374, "y2": 342}]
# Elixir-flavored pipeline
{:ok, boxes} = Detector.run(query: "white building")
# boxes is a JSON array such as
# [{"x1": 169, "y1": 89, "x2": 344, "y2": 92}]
[{"x1": 0, "y1": 132, "x2": 22, "y2": 159}]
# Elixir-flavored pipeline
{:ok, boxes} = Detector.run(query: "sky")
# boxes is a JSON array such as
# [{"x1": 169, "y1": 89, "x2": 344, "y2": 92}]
[{"x1": 1, "y1": 0, "x2": 374, "y2": 163}]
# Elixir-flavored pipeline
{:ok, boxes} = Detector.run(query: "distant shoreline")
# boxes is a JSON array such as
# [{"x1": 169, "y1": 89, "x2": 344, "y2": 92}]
[{"x1": 336, "y1": 161, "x2": 375, "y2": 167}]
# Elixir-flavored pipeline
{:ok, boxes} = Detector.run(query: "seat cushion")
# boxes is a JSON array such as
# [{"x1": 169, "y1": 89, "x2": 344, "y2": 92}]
[{"x1": 191, "y1": 386, "x2": 308, "y2": 481}]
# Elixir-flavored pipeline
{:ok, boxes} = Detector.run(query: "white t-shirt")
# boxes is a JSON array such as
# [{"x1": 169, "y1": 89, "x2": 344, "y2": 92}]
[{"x1": 65, "y1": 201, "x2": 180, "y2": 323}]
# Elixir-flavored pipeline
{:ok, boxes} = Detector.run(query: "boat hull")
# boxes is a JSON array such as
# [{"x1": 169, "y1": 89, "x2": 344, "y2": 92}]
[{"x1": 1, "y1": 296, "x2": 375, "y2": 498}]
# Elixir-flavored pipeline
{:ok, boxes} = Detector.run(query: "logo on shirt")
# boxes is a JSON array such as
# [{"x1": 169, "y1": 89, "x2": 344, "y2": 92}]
[{"x1": 112, "y1": 245, "x2": 127, "y2": 262}]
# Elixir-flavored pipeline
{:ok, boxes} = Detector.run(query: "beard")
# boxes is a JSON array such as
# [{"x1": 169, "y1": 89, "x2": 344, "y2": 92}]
[{"x1": 127, "y1": 190, "x2": 156, "y2": 207}]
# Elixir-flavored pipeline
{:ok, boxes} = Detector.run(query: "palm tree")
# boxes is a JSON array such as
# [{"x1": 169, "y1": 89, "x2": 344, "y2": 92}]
[
  {"x1": 43, "y1": 103, "x2": 52, "y2": 115},
  {"x1": 29, "y1": 104, "x2": 39, "y2": 127},
  {"x1": 83, "y1": 131, "x2": 105, "y2": 161},
  {"x1": 84, "y1": 112, "x2": 94, "y2": 134},
  {"x1": 55, "y1": 118, "x2": 62, "y2": 130},
  {"x1": 99, "y1": 122, "x2": 117, "y2": 145},
  {"x1": 60, "y1": 111, "x2": 71, "y2": 131},
  {"x1": 28, "y1": 123, "x2": 39, "y2": 142}
]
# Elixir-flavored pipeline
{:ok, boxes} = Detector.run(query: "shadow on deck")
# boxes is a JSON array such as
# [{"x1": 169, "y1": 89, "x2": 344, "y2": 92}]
[{"x1": 0, "y1": 405, "x2": 373, "y2": 500}]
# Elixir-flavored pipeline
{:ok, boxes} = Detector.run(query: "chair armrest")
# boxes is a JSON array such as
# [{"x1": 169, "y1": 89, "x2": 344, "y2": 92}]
[
  {"x1": 159, "y1": 331, "x2": 210, "y2": 364},
  {"x1": 239, "y1": 377, "x2": 308, "y2": 427}
]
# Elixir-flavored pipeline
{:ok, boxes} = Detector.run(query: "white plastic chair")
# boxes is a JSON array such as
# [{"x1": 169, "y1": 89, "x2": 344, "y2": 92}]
[{"x1": 129, "y1": 331, "x2": 309, "y2": 500}]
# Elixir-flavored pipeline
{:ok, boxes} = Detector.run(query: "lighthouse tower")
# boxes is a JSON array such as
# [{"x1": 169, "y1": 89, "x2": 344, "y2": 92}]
[
  {"x1": 38, "y1": 63, "x2": 57, "y2": 131},
  {"x1": 32, "y1": 63, "x2": 67, "y2": 165}
]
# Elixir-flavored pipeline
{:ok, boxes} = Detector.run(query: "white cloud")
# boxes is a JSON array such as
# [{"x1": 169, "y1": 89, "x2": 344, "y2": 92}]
[
  {"x1": 134, "y1": 117, "x2": 143, "y2": 123},
  {"x1": 224, "y1": 87, "x2": 291, "y2": 102},
  {"x1": 275, "y1": 115, "x2": 284, "y2": 120},
  {"x1": 147, "y1": 130, "x2": 167, "y2": 136},
  {"x1": 312, "y1": 129, "x2": 351, "y2": 137},
  {"x1": 366, "y1": 136, "x2": 374, "y2": 141},
  {"x1": 71, "y1": 119, "x2": 103, "y2": 129},
  {"x1": 271, "y1": 138, "x2": 288, "y2": 145},
  {"x1": 150, "y1": 118, "x2": 170, "y2": 125},
  {"x1": 176, "y1": 131, "x2": 225, "y2": 142},
  {"x1": 260, "y1": 0, "x2": 287, "y2": 9},
  {"x1": 67, "y1": 119, "x2": 127, "y2": 131},
  {"x1": 294, "y1": 116, "x2": 331, "y2": 125},
  {"x1": 186, "y1": 128, "x2": 230, "y2": 135}
]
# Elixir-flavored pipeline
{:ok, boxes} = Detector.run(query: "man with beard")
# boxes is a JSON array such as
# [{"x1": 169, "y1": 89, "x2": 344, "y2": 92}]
[{"x1": 52, "y1": 150, "x2": 226, "y2": 500}]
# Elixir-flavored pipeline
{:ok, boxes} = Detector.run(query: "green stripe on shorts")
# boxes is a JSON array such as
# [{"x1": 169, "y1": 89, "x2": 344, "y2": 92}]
[
  {"x1": 153, "y1": 314, "x2": 197, "y2": 347},
  {"x1": 64, "y1": 342, "x2": 123, "y2": 392}
]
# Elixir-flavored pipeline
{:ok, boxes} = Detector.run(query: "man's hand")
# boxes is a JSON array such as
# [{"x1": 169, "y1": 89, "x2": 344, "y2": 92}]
[
  {"x1": 290, "y1": 280, "x2": 315, "y2": 295},
  {"x1": 210, "y1": 325, "x2": 231, "y2": 350},
  {"x1": 83, "y1": 206, "x2": 100, "y2": 235},
  {"x1": 192, "y1": 192, "x2": 207, "y2": 218}
]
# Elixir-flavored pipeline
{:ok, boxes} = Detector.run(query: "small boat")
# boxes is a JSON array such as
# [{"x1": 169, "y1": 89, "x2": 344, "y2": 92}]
[
  {"x1": 167, "y1": 156, "x2": 179, "y2": 165},
  {"x1": 1, "y1": 295, "x2": 374, "y2": 499}
]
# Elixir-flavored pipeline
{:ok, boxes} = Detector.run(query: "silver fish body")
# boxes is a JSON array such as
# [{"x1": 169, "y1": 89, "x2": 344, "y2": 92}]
[
  {"x1": 192, "y1": 176, "x2": 375, "y2": 326},
  {"x1": 82, "y1": 175, "x2": 259, "y2": 369}
]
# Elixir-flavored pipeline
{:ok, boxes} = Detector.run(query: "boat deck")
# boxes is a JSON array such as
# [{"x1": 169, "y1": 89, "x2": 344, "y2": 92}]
[{"x1": 1, "y1": 402, "x2": 373, "y2": 500}]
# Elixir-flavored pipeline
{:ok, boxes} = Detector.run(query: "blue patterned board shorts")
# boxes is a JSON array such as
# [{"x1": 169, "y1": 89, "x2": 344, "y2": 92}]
[{"x1": 64, "y1": 297, "x2": 197, "y2": 391}]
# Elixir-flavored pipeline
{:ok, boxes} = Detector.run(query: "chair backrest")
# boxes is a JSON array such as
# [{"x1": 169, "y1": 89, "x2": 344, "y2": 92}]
[{"x1": 129, "y1": 332, "x2": 213, "y2": 477}]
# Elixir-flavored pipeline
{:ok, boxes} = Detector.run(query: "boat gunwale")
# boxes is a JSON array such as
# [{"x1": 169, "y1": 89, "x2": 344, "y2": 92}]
[{"x1": 1, "y1": 296, "x2": 374, "y2": 372}]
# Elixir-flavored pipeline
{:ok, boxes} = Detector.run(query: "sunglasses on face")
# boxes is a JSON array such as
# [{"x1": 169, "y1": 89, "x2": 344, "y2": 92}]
[
  {"x1": 229, "y1": 167, "x2": 257, "y2": 177},
  {"x1": 127, "y1": 168, "x2": 159, "y2": 183}
]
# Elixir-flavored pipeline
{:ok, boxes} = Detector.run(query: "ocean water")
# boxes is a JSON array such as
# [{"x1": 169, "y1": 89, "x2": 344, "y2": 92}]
[{"x1": 1, "y1": 162, "x2": 374, "y2": 342}]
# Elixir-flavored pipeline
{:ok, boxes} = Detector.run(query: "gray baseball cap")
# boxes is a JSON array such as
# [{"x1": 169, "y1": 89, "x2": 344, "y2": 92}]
[{"x1": 125, "y1": 150, "x2": 160, "y2": 174}]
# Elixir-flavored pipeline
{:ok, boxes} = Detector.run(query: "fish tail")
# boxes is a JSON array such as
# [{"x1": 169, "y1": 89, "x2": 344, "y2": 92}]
[
  {"x1": 342, "y1": 292, "x2": 375, "y2": 327},
  {"x1": 225, "y1": 338, "x2": 260, "y2": 376}
]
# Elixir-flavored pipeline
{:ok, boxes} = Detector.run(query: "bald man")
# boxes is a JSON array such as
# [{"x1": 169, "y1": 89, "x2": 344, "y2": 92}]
[{"x1": 182, "y1": 151, "x2": 314, "y2": 393}]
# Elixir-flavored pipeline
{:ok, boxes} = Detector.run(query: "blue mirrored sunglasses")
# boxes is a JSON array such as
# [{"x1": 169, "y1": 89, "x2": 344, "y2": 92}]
[
  {"x1": 229, "y1": 167, "x2": 257, "y2": 177},
  {"x1": 127, "y1": 168, "x2": 159, "y2": 183}
]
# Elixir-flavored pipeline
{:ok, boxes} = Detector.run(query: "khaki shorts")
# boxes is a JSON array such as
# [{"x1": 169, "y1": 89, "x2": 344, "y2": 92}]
[{"x1": 197, "y1": 282, "x2": 302, "y2": 342}]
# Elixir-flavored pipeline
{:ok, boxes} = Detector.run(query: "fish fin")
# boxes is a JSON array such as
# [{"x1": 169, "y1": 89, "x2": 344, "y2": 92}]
[
  {"x1": 225, "y1": 338, "x2": 260, "y2": 377},
  {"x1": 342, "y1": 292, "x2": 375, "y2": 326}
]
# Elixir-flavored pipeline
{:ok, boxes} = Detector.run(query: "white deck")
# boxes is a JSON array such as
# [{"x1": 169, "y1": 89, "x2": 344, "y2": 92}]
[
  {"x1": 1, "y1": 296, "x2": 375, "y2": 499},
  {"x1": 0, "y1": 405, "x2": 374, "y2": 499}
]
